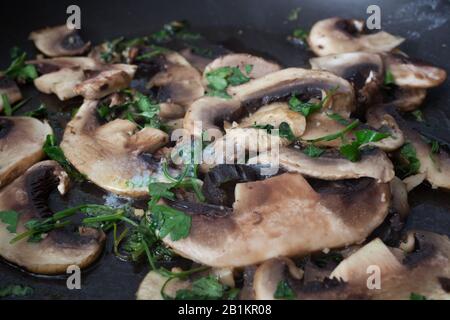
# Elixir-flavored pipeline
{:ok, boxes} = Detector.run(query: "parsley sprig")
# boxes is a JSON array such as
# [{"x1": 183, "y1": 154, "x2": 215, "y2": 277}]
[{"x1": 205, "y1": 66, "x2": 251, "y2": 99}]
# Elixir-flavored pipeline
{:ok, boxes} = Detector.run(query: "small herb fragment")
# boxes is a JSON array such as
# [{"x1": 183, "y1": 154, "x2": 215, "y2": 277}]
[
  {"x1": 339, "y1": 129, "x2": 390, "y2": 162},
  {"x1": 412, "y1": 110, "x2": 425, "y2": 122},
  {"x1": 0, "y1": 285, "x2": 33, "y2": 298},
  {"x1": 24, "y1": 104, "x2": 47, "y2": 118},
  {"x1": 3, "y1": 49, "x2": 38, "y2": 83},
  {"x1": 410, "y1": 292, "x2": 427, "y2": 300},
  {"x1": 288, "y1": 87, "x2": 338, "y2": 117},
  {"x1": 205, "y1": 66, "x2": 250, "y2": 98},
  {"x1": 0, "y1": 210, "x2": 20, "y2": 233},
  {"x1": 1, "y1": 93, "x2": 12, "y2": 116},
  {"x1": 384, "y1": 69, "x2": 395, "y2": 86},
  {"x1": 396, "y1": 142, "x2": 421, "y2": 178},
  {"x1": 288, "y1": 28, "x2": 309, "y2": 45},
  {"x1": 303, "y1": 144, "x2": 325, "y2": 158},
  {"x1": 274, "y1": 280, "x2": 296, "y2": 300},
  {"x1": 287, "y1": 7, "x2": 301, "y2": 21}
]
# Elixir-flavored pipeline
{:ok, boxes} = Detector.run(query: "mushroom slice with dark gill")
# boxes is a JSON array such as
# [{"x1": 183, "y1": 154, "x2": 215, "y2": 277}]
[
  {"x1": 367, "y1": 105, "x2": 450, "y2": 190},
  {"x1": 28, "y1": 57, "x2": 100, "y2": 74},
  {"x1": 203, "y1": 53, "x2": 281, "y2": 82},
  {"x1": 29, "y1": 25, "x2": 91, "y2": 57},
  {"x1": 61, "y1": 100, "x2": 169, "y2": 197},
  {"x1": 0, "y1": 117, "x2": 52, "y2": 188},
  {"x1": 250, "y1": 146, "x2": 394, "y2": 182},
  {"x1": 308, "y1": 17, "x2": 404, "y2": 56},
  {"x1": 310, "y1": 52, "x2": 383, "y2": 109},
  {"x1": 0, "y1": 76, "x2": 22, "y2": 112},
  {"x1": 228, "y1": 68, "x2": 355, "y2": 117},
  {"x1": 162, "y1": 172, "x2": 390, "y2": 267},
  {"x1": 0, "y1": 161, "x2": 105, "y2": 274},
  {"x1": 383, "y1": 53, "x2": 447, "y2": 88},
  {"x1": 144, "y1": 51, "x2": 204, "y2": 107},
  {"x1": 384, "y1": 87, "x2": 427, "y2": 112}
]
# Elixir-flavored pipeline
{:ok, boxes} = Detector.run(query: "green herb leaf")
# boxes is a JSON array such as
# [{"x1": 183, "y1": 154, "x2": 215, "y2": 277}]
[
  {"x1": 288, "y1": 28, "x2": 309, "y2": 45},
  {"x1": 431, "y1": 140, "x2": 440, "y2": 154},
  {"x1": 307, "y1": 120, "x2": 360, "y2": 143},
  {"x1": 0, "y1": 210, "x2": 20, "y2": 233},
  {"x1": 326, "y1": 112, "x2": 350, "y2": 125},
  {"x1": 176, "y1": 276, "x2": 224, "y2": 300},
  {"x1": 148, "y1": 182, "x2": 176, "y2": 200},
  {"x1": 245, "y1": 64, "x2": 253, "y2": 75},
  {"x1": 304, "y1": 145, "x2": 325, "y2": 158},
  {"x1": 288, "y1": 95, "x2": 321, "y2": 117},
  {"x1": 287, "y1": 7, "x2": 301, "y2": 21},
  {"x1": 279, "y1": 122, "x2": 296, "y2": 141},
  {"x1": 384, "y1": 69, "x2": 395, "y2": 86},
  {"x1": 152, "y1": 204, "x2": 191, "y2": 241},
  {"x1": 1, "y1": 93, "x2": 12, "y2": 116},
  {"x1": 396, "y1": 142, "x2": 421, "y2": 178},
  {"x1": 24, "y1": 104, "x2": 47, "y2": 118},
  {"x1": 411, "y1": 110, "x2": 425, "y2": 122},
  {"x1": 0, "y1": 285, "x2": 33, "y2": 298},
  {"x1": 410, "y1": 292, "x2": 427, "y2": 300},
  {"x1": 274, "y1": 280, "x2": 296, "y2": 300},
  {"x1": 339, "y1": 129, "x2": 390, "y2": 162},
  {"x1": 205, "y1": 66, "x2": 250, "y2": 97},
  {"x1": 4, "y1": 50, "x2": 38, "y2": 83}
]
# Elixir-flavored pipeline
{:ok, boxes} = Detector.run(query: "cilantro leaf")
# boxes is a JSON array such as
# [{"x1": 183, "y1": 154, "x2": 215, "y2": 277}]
[
  {"x1": 304, "y1": 145, "x2": 325, "y2": 158},
  {"x1": 279, "y1": 122, "x2": 296, "y2": 141},
  {"x1": 152, "y1": 204, "x2": 191, "y2": 241},
  {"x1": 0, "y1": 210, "x2": 20, "y2": 233},
  {"x1": 287, "y1": 7, "x2": 301, "y2": 21},
  {"x1": 288, "y1": 95, "x2": 321, "y2": 117},
  {"x1": 274, "y1": 280, "x2": 296, "y2": 300},
  {"x1": 384, "y1": 69, "x2": 395, "y2": 86},
  {"x1": 24, "y1": 104, "x2": 47, "y2": 118},
  {"x1": 148, "y1": 182, "x2": 176, "y2": 200},
  {"x1": 410, "y1": 292, "x2": 427, "y2": 300},
  {"x1": 288, "y1": 28, "x2": 309, "y2": 45},
  {"x1": 412, "y1": 110, "x2": 425, "y2": 122},
  {"x1": 339, "y1": 129, "x2": 390, "y2": 162},
  {"x1": 4, "y1": 50, "x2": 38, "y2": 83},
  {"x1": 396, "y1": 142, "x2": 421, "y2": 178},
  {"x1": 176, "y1": 276, "x2": 224, "y2": 300},
  {"x1": 205, "y1": 66, "x2": 250, "y2": 97},
  {"x1": 245, "y1": 64, "x2": 253, "y2": 75},
  {"x1": 0, "y1": 285, "x2": 33, "y2": 298},
  {"x1": 1, "y1": 93, "x2": 12, "y2": 116}
]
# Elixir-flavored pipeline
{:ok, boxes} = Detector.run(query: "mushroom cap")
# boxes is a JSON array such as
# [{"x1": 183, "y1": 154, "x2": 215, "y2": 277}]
[
  {"x1": 61, "y1": 100, "x2": 169, "y2": 197},
  {"x1": 29, "y1": 25, "x2": 91, "y2": 57},
  {"x1": 383, "y1": 53, "x2": 447, "y2": 89},
  {"x1": 0, "y1": 76, "x2": 22, "y2": 112},
  {"x1": 183, "y1": 96, "x2": 241, "y2": 136},
  {"x1": 163, "y1": 172, "x2": 390, "y2": 267},
  {"x1": 308, "y1": 17, "x2": 404, "y2": 56},
  {"x1": 0, "y1": 161, "x2": 105, "y2": 274},
  {"x1": 34, "y1": 67, "x2": 85, "y2": 100},
  {"x1": 180, "y1": 48, "x2": 213, "y2": 73},
  {"x1": 0, "y1": 116, "x2": 52, "y2": 189},
  {"x1": 385, "y1": 87, "x2": 427, "y2": 112},
  {"x1": 253, "y1": 231, "x2": 450, "y2": 300},
  {"x1": 251, "y1": 146, "x2": 394, "y2": 183},
  {"x1": 228, "y1": 68, "x2": 356, "y2": 117},
  {"x1": 28, "y1": 57, "x2": 101, "y2": 74},
  {"x1": 203, "y1": 53, "x2": 281, "y2": 83}
]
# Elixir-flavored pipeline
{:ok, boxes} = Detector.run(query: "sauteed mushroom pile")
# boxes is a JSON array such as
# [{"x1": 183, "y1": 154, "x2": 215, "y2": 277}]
[{"x1": 0, "y1": 18, "x2": 449, "y2": 300}]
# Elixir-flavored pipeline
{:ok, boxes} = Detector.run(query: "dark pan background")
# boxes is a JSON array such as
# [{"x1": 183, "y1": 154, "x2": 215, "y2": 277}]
[{"x1": 0, "y1": 0, "x2": 449, "y2": 299}]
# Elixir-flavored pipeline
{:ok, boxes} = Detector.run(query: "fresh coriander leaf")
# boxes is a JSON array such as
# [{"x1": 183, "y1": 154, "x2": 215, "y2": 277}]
[
  {"x1": 288, "y1": 97, "x2": 321, "y2": 117},
  {"x1": 307, "y1": 120, "x2": 360, "y2": 143},
  {"x1": 279, "y1": 122, "x2": 296, "y2": 141},
  {"x1": 227, "y1": 67, "x2": 250, "y2": 86},
  {"x1": 384, "y1": 69, "x2": 395, "y2": 86},
  {"x1": 288, "y1": 28, "x2": 309, "y2": 45},
  {"x1": 206, "y1": 89, "x2": 231, "y2": 99},
  {"x1": 24, "y1": 104, "x2": 47, "y2": 118},
  {"x1": 152, "y1": 204, "x2": 191, "y2": 241},
  {"x1": 431, "y1": 140, "x2": 440, "y2": 154},
  {"x1": 339, "y1": 142, "x2": 361, "y2": 162},
  {"x1": 339, "y1": 129, "x2": 389, "y2": 162},
  {"x1": 396, "y1": 142, "x2": 421, "y2": 178},
  {"x1": 304, "y1": 145, "x2": 325, "y2": 158},
  {"x1": 99, "y1": 37, "x2": 124, "y2": 63},
  {"x1": 245, "y1": 64, "x2": 253, "y2": 75},
  {"x1": 4, "y1": 51, "x2": 38, "y2": 83},
  {"x1": 175, "y1": 276, "x2": 224, "y2": 300},
  {"x1": 148, "y1": 182, "x2": 176, "y2": 200},
  {"x1": 252, "y1": 123, "x2": 275, "y2": 132},
  {"x1": 1, "y1": 93, "x2": 12, "y2": 116},
  {"x1": 287, "y1": 7, "x2": 301, "y2": 21},
  {"x1": 0, "y1": 210, "x2": 20, "y2": 233},
  {"x1": 326, "y1": 112, "x2": 350, "y2": 125},
  {"x1": 0, "y1": 285, "x2": 33, "y2": 298},
  {"x1": 412, "y1": 110, "x2": 425, "y2": 122},
  {"x1": 136, "y1": 46, "x2": 168, "y2": 61},
  {"x1": 274, "y1": 280, "x2": 296, "y2": 300},
  {"x1": 410, "y1": 292, "x2": 427, "y2": 300}
]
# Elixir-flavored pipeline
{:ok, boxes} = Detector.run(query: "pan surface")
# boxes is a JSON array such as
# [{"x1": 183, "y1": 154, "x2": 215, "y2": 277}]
[{"x1": 0, "y1": 0, "x2": 449, "y2": 299}]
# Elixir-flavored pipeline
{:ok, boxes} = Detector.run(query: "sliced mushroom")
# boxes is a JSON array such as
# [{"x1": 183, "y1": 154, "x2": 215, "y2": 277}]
[
  {"x1": 163, "y1": 172, "x2": 390, "y2": 267},
  {"x1": 390, "y1": 176, "x2": 410, "y2": 219},
  {"x1": 253, "y1": 232, "x2": 450, "y2": 300},
  {"x1": 0, "y1": 76, "x2": 22, "y2": 112},
  {"x1": 238, "y1": 102, "x2": 306, "y2": 137},
  {"x1": 228, "y1": 68, "x2": 355, "y2": 117},
  {"x1": 183, "y1": 96, "x2": 241, "y2": 136},
  {"x1": 61, "y1": 100, "x2": 169, "y2": 197},
  {"x1": 364, "y1": 110, "x2": 405, "y2": 151},
  {"x1": 159, "y1": 102, "x2": 186, "y2": 120},
  {"x1": 308, "y1": 17, "x2": 404, "y2": 56},
  {"x1": 34, "y1": 67, "x2": 85, "y2": 100},
  {"x1": 136, "y1": 270, "x2": 190, "y2": 300},
  {"x1": 310, "y1": 52, "x2": 383, "y2": 108},
  {"x1": 0, "y1": 117, "x2": 52, "y2": 189},
  {"x1": 383, "y1": 53, "x2": 447, "y2": 88},
  {"x1": 203, "y1": 53, "x2": 281, "y2": 83},
  {"x1": 367, "y1": 105, "x2": 450, "y2": 190},
  {"x1": 384, "y1": 87, "x2": 427, "y2": 112},
  {"x1": 74, "y1": 64, "x2": 137, "y2": 100},
  {"x1": 180, "y1": 48, "x2": 213, "y2": 73},
  {"x1": 28, "y1": 57, "x2": 100, "y2": 74},
  {"x1": 29, "y1": 25, "x2": 91, "y2": 57},
  {"x1": 250, "y1": 146, "x2": 394, "y2": 182},
  {"x1": 146, "y1": 52, "x2": 204, "y2": 107},
  {"x1": 0, "y1": 161, "x2": 105, "y2": 274}
]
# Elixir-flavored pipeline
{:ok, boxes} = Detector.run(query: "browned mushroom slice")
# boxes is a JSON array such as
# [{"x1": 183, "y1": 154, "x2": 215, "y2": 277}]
[
  {"x1": 385, "y1": 87, "x2": 427, "y2": 112},
  {"x1": 163, "y1": 172, "x2": 390, "y2": 267},
  {"x1": 28, "y1": 57, "x2": 100, "y2": 74},
  {"x1": 367, "y1": 105, "x2": 450, "y2": 190},
  {"x1": 204, "y1": 53, "x2": 281, "y2": 82},
  {"x1": 251, "y1": 146, "x2": 394, "y2": 182},
  {"x1": 180, "y1": 48, "x2": 213, "y2": 73},
  {"x1": 0, "y1": 117, "x2": 52, "y2": 188},
  {"x1": 383, "y1": 53, "x2": 447, "y2": 88},
  {"x1": 29, "y1": 25, "x2": 91, "y2": 57},
  {"x1": 0, "y1": 76, "x2": 22, "y2": 112},
  {"x1": 34, "y1": 67, "x2": 85, "y2": 100},
  {"x1": 0, "y1": 161, "x2": 105, "y2": 274},
  {"x1": 308, "y1": 17, "x2": 404, "y2": 56},
  {"x1": 147, "y1": 52, "x2": 204, "y2": 107},
  {"x1": 184, "y1": 96, "x2": 241, "y2": 136},
  {"x1": 61, "y1": 100, "x2": 169, "y2": 197},
  {"x1": 74, "y1": 64, "x2": 137, "y2": 100},
  {"x1": 253, "y1": 232, "x2": 450, "y2": 300},
  {"x1": 310, "y1": 52, "x2": 383, "y2": 107},
  {"x1": 159, "y1": 102, "x2": 186, "y2": 120},
  {"x1": 227, "y1": 68, "x2": 355, "y2": 117}
]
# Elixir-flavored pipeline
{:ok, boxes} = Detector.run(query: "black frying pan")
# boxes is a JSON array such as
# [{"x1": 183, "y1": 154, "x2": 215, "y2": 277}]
[{"x1": 0, "y1": 0, "x2": 449, "y2": 300}]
